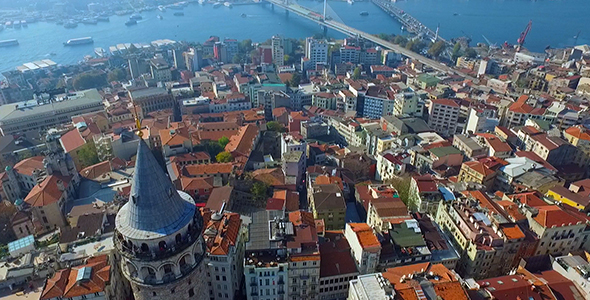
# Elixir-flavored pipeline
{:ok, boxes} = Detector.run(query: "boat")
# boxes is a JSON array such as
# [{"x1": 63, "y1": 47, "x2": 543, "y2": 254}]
[
  {"x1": 21, "y1": 20, "x2": 27, "y2": 27},
  {"x1": 157, "y1": 14, "x2": 163, "y2": 19},
  {"x1": 241, "y1": 13, "x2": 247, "y2": 17},
  {"x1": 97, "y1": 16, "x2": 110, "y2": 22},
  {"x1": 174, "y1": 12, "x2": 184, "y2": 16},
  {"x1": 213, "y1": 2, "x2": 222, "y2": 8},
  {"x1": 64, "y1": 37, "x2": 94, "y2": 46},
  {"x1": 94, "y1": 47, "x2": 107, "y2": 57},
  {"x1": 347, "y1": 0, "x2": 353, "y2": 4},
  {"x1": 81, "y1": 18, "x2": 98, "y2": 24},
  {"x1": 401, "y1": 26, "x2": 404, "y2": 31},
  {"x1": 5, "y1": 21, "x2": 12, "y2": 28},
  {"x1": 129, "y1": 13, "x2": 143, "y2": 20},
  {"x1": 0, "y1": 39, "x2": 19, "y2": 47},
  {"x1": 64, "y1": 21, "x2": 78, "y2": 28},
  {"x1": 453, "y1": 12, "x2": 458, "y2": 16},
  {"x1": 125, "y1": 19, "x2": 137, "y2": 26},
  {"x1": 360, "y1": 11, "x2": 368, "y2": 16},
  {"x1": 14, "y1": 21, "x2": 21, "y2": 28},
  {"x1": 198, "y1": 0, "x2": 205, "y2": 4},
  {"x1": 224, "y1": 2, "x2": 233, "y2": 7},
  {"x1": 158, "y1": 5, "x2": 166, "y2": 11}
]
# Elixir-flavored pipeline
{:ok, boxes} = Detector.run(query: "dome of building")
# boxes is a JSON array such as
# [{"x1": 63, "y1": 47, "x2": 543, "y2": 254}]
[{"x1": 115, "y1": 139, "x2": 197, "y2": 240}]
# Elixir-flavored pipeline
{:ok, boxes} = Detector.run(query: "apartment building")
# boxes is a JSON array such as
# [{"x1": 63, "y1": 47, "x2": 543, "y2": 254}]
[
  {"x1": 393, "y1": 92, "x2": 423, "y2": 117},
  {"x1": 427, "y1": 98, "x2": 460, "y2": 137},
  {"x1": 344, "y1": 223, "x2": 381, "y2": 275},
  {"x1": 129, "y1": 87, "x2": 175, "y2": 117}
]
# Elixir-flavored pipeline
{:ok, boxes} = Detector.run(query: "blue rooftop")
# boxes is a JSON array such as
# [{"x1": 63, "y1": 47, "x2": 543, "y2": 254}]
[{"x1": 438, "y1": 186, "x2": 456, "y2": 201}]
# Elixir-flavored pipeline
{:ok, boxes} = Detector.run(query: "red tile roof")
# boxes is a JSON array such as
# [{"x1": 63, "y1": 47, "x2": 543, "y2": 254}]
[
  {"x1": 13, "y1": 156, "x2": 45, "y2": 177},
  {"x1": 80, "y1": 161, "x2": 112, "y2": 180},
  {"x1": 201, "y1": 208, "x2": 242, "y2": 256},
  {"x1": 486, "y1": 136, "x2": 512, "y2": 152},
  {"x1": 534, "y1": 205, "x2": 585, "y2": 228},
  {"x1": 463, "y1": 161, "x2": 495, "y2": 177},
  {"x1": 24, "y1": 174, "x2": 72, "y2": 207},
  {"x1": 59, "y1": 129, "x2": 86, "y2": 153},
  {"x1": 565, "y1": 125, "x2": 590, "y2": 141},
  {"x1": 348, "y1": 223, "x2": 380, "y2": 250},
  {"x1": 432, "y1": 98, "x2": 460, "y2": 107},
  {"x1": 181, "y1": 163, "x2": 234, "y2": 176},
  {"x1": 413, "y1": 174, "x2": 438, "y2": 193},
  {"x1": 180, "y1": 176, "x2": 215, "y2": 191},
  {"x1": 41, "y1": 255, "x2": 111, "y2": 300},
  {"x1": 225, "y1": 124, "x2": 259, "y2": 157},
  {"x1": 509, "y1": 95, "x2": 534, "y2": 114}
]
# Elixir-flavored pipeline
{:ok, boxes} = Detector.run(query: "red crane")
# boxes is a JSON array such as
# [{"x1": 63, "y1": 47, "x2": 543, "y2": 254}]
[{"x1": 517, "y1": 20, "x2": 532, "y2": 52}]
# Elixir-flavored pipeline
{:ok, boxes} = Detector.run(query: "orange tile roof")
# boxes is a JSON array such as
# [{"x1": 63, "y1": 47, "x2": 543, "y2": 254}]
[
  {"x1": 182, "y1": 163, "x2": 234, "y2": 176},
  {"x1": 509, "y1": 95, "x2": 534, "y2": 114},
  {"x1": 382, "y1": 263, "x2": 459, "y2": 296},
  {"x1": 59, "y1": 129, "x2": 86, "y2": 153},
  {"x1": 432, "y1": 281, "x2": 470, "y2": 300},
  {"x1": 348, "y1": 223, "x2": 380, "y2": 250},
  {"x1": 497, "y1": 200, "x2": 527, "y2": 222},
  {"x1": 273, "y1": 189, "x2": 300, "y2": 211},
  {"x1": 169, "y1": 152, "x2": 211, "y2": 163},
  {"x1": 24, "y1": 174, "x2": 72, "y2": 207},
  {"x1": 80, "y1": 161, "x2": 112, "y2": 180},
  {"x1": 159, "y1": 127, "x2": 191, "y2": 146},
  {"x1": 463, "y1": 161, "x2": 495, "y2": 177},
  {"x1": 289, "y1": 210, "x2": 315, "y2": 227},
  {"x1": 13, "y1": 156, "x2": 45, "y2": 176},
  {"x1": 225, "y1": 124, "x2": 259, "y2": 157},
  {"x1": 200, "y1": 208, "x2": 242, "y2": 256},
  {"x1": 432, "y1": 98, "x2": 460, "y2": 107},
  {"x1": 500, "y1": 224, "x2": 526, "y2": 240},
  {"x1": 41, "y1": 255, "x2": 111, "y2": 300},
  {"x1": 180, "y1": 177, "x2": 215, "y2": 191},
  {"x1": 565, "y1": 125, "x2": 590, "y2": 141}
]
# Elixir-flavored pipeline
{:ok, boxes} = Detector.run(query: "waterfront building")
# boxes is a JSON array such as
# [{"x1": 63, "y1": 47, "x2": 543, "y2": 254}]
[
  {"x1": 271, "y1": 35, "x2": 285, "y2": 66},
  {"x1": 305, "y1": 37, "x2": 328, "y2": 68},
  {"x1": 114, "y1": 140, "x2": 208, "y2": 300},
  {"x1": 150, "y1": 58, "x2": 172, "y2": 82}
]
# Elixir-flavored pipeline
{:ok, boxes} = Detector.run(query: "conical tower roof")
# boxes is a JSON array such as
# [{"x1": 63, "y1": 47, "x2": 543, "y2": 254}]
[{"x1": 115, "y1": 140, "x2": 196, "y2": 240}]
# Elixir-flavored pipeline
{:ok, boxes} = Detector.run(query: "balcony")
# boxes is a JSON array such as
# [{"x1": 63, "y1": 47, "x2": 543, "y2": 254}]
[
  {"x1": 278, "y1": 290, "x2": 285, "y2": 295},
  {"x1": 250, "y1": 281, "x2": 258, "y2": 287},
  {"x1": 300, "y1": 274, "x2": 310, "y2": 280}
]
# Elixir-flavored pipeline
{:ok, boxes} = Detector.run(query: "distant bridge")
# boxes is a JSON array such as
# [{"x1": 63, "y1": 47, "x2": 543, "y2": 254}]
[{"x1": 263, "y1": 0, "x2": 473, "y2": 79}]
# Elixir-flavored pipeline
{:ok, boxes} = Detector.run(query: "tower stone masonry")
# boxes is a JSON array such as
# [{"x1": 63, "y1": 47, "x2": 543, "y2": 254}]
[{"x1": 114, "y1": 140, "x2": 208, "y2": 300}]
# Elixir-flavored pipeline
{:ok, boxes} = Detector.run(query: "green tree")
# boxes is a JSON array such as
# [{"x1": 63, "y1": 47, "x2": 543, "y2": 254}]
[
  {"x1": 204, "y1": 141, "x2": 224, "y2": 158},
  {"x1": 464, "y1": 47, "x2": 477, "y2": 58},
  {"x1": 406, "y1": 40, "x2": 426, "y2": 53},
  {"x1": 283, "y1": 54, "x2": 293, "y2": 65},
  {"x1": 72, "y1": 72, "x2": 107, "y2": 90},
  {"x1": 251, "y1": 181, "x2": 269, "y2": 202},
  {"x1": 77, "y1": 143, "x2": 99, "y2": 168},
  {"x1": 393, "y1": 35, "x2": 408, "y2": 47},
  {"x1": 107, "y1": 68, "x2": 126, "y2": 82},
  {"x1": 290, "y1": 72, "x2": 301, "y2": 87},
  {"x1": 352, "y1": 67, "x2": 361, "y2": 80},
  {"x1": 428, "y1": 41, "x2": 447, "y2": 58},
  {"x1": 266, "y1": 121, "x2": 284, "y2": 132},
  {"x1": 218, "y1": 136, "x2": 230, "y2": 148},
  {"x1": 232, "y1": 53, "x2": 245, "y2": 64},
  {"x1": 451, "y1": 42, "x2": 463, "y2": 62},
  {"x1": 239, "y1": 39, "x2": 254, "y2": 53},
  {"x1": 216, "y1": 151, "x2": 233, "y2": 163},
  {"x1": 387, "y1": 176, "x2": 418, "y2": 212},
  {"x1": 377, "y1": 33, "x2": 392, "y2": 41}
]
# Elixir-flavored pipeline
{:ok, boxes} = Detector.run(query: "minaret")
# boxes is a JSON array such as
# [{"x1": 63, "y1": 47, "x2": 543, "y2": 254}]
[{"x1": 114, "y1": 140, "x2": 208, "y2": 300}]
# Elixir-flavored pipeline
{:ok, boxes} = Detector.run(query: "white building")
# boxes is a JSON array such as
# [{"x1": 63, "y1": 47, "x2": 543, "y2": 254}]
[
  {"x1": 552, "y1": 255, "x2": 590, "y2": 299},
  {"x1": 428, "y1": 98, "x2": 460, "y2": 137},
  {"x1": 464, "y1": 107, "x2": 500, "y2": 134},
  {"x1": 393, "y1": 92, "x2": 423, "y2": 117},
  {"x1": 305, "y1": 37, "x2": 329, "y2": 67},
  {"x1": 344, "y1": 223, "x2": 381, "y2": 275},
  {"x1": 348, "y1": 273, "x2": 395, "y2": 300},
  {"x1": 282, "y1": 150, "x2": 306, "y2": 185},
  {"x1": 271, "y1": 35, "x2": 285, "y2": 66},
  {"x1": 281, "y1": 133, "x2": 307, "y2": 159}
]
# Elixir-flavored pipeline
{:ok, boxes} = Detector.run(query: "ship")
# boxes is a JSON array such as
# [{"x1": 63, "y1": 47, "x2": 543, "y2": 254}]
[
  {"x1": 125, "y1": 19, "x2": 137, "y2": 26},
  {"x1": 360, "y1": 11, "x2": 368, "y2": 16},
  {"x1": 14, "y1": 21, "x2": 21, "y2": 29},
  {"x1": 224, "y1": 2, "x2": 233, "y2": 7},
  {"x1": 198, "y1": 0, "x2": 205, "y2": 4},
  {"x1": 81, "y1": 18, "x2": 98, "y2": 24},
  {"x1": 347, "y1": 0, "x2": 353, "y2": 4},
  {"x1": 64, "y1": 37, "x2": 94, "y2": 46},
  {"x1": 158, "y1": 5, "x2": 166, "y2": 11},
  {"x1": 213, "y1": 2, "x2": 222, "y2": 8},
  {"x1": 0, "y1": 39, "x2": 19, "y2": 47},
  {"x1": 97, "y1": 16, "x2": 110, "y2": 22},
  {"x1": 5, "y1": 21, "x2": 12, "y2": 28},
  {"x1": 174, "y1": 12, "x2": 185, "y2": 16},
  {"x1": 241, "y1": 13, "x2": 247, "y2": 17},
  {"x1": 64, "y1": 21, "x2": 78, "y2": 28},
  {"x1": 129, "y1": 13, "x2": 143, "y2": 20},
  {"x1": 21, "y1": 20, "x2": 27, "y2": 27},
  {"x1": 157, "y1": 14, "x2": 164, "y2": 19}
]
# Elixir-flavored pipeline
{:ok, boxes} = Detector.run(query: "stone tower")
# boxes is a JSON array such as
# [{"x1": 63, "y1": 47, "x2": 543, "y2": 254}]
[{"x1": 114, "y1": 140, "x2": 208, "y2": 300}]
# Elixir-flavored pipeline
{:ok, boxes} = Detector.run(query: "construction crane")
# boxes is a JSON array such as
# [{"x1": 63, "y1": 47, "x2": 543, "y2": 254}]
[
  {"x1": 482, "y1": 35, "x2": 498, "y2": 54},
  {"x1": 516, "y1": 20, "x2": 532, "y2": 52}
]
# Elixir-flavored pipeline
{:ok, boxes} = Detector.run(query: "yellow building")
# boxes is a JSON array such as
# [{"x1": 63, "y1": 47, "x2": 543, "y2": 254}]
[
  {"x1": 546, "y1": 185, "x2": 590, "y2": 211},
  {"x1": 457, "y1": 161, "x2": 496, "y2": 191},
  {"x1": 308, "y1": 184, "x2": 347, "y2": 230}
]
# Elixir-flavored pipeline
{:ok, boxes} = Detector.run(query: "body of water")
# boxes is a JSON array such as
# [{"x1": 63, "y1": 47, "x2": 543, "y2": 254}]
[{"x1": 0, "y1": 0, "x2": 588, "y2": 73}]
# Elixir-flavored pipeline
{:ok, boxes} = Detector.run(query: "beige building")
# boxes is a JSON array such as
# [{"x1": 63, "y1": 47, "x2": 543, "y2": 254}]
[
  {"x1": 308, "y1": 184, "x2": 346, "y2": 230},
  {"x1": 564, "y1": 125, "x2": 590, "y2": 167},
  {"x1": 129, "y1": 87, "x2": 175, "y2": 117},
  {"x1": 344, "y1": 223, "x2": 381, "y2": 275}
]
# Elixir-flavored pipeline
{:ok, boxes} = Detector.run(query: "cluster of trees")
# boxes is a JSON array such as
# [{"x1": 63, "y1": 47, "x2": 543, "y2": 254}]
[
  {"x1": 77, "y1": 143, "x2": 100, "y2": 168},
  {"x1": 215, "y1": 151, "x2": 233, "y2": 163},
  {"x1": 251, "y1": 181, "x2": 269, "y2": 204},
  {"x1": 387, "y1": 176, "x2": 418, "y2": 212},
  {"x1": 266, "y1": 121, "x2": 286, "y2": 132},
  {"x1": 72, "y1": 71, "x2": 107, "y2": 90},
  {"x1": 451, "y1": 42, "x2": 477, "y2": 62},
  {"x1": 199, "y1": 136, "x2": 231, "y2": 161},
  {"x1": 107, "y1": 68, "x2": 127, "y2": 82}
]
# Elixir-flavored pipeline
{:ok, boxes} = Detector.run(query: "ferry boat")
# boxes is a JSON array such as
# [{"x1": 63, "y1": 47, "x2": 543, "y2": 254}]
[
  {"x1": 157, "y1": 15, "x2": 164, "y2": 19},
  {"x1": 241, "y1": 13, "x2": 247, "y2": 17},
  {"x1": 129, "y1": 13, "x2": 143, "y2": 20},
  {"x1": 360, "y1": 11, "x2": 368, "y2": 16},
  {"x1": 21, "y1": 20, "x2": 27, "y2": 27},
  {"x1": 13, "y1": 21, "x2": 21, "y2": 28},
  {"x1": 64, "y1": 37, "x2": 94, "y2": 46},
  {"x1": 81, "y1": 18, "x2": 98, "y2": 25},
  {"x1": 198, "y1": 0, "x2": 205, "y2": 4},
  {"x1": 158, "y1": 5, "x2": 166, "y2": 11},
  {"x1": 347, "y1": 0, "x2": 353, "y2": 4},
  {"x1": 0, "y1": 39, "x2": 19, "y2": 47},
  {"x1": 224, "y1": 2, "x2": 233, "y2": 7},
  {"x1": 174, "y1": 12, "x2": 184, "y2": 16},
  {"x1": 5, "y1": 21, "x2": 12, "y2": 28},
  {"x1": 213, "y1": 2, "x2": 222, "y2": 8},
  {"x1": 64, "y1": 21, "x2": 78, "y2": 28},
  {"x1": 95, "y1": 47, "x2": 107, "y2": 57},
  {"x1": 125, "y1": 19, "x2": 137, "y2": 26}
]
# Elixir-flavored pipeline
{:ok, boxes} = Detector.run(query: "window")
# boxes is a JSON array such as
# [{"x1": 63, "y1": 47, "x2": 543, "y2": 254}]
[
  {"x1": 188, "y1": 288, "x2": 194, "y2": 297},
  {"x1": 171, "y1": 288, "x2": 175, "y2": 294}
]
